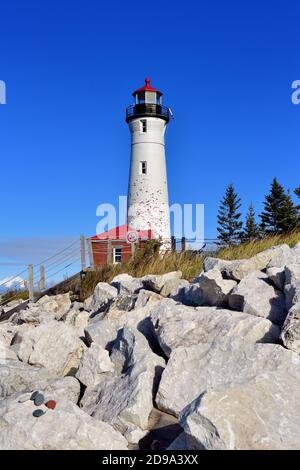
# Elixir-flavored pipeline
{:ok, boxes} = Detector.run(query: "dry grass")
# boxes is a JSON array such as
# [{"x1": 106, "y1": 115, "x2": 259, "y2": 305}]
[{"x1": 217, "y1": 230, "x2": 300, "y2": 260}]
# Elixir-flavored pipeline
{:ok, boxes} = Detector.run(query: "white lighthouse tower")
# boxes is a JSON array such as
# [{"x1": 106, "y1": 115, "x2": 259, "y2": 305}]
[{"x1": 126, "y1": 78, "x2": 172, "y2": 247}]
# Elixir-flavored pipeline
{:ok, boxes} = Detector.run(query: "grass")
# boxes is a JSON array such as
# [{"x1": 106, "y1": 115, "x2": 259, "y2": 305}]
[
  {"x1": 0, "y1": 289, "x2": 31, "y2": 304},
  {"x1": 217, "y1": 230, "x2": 300, "y2": 260}
]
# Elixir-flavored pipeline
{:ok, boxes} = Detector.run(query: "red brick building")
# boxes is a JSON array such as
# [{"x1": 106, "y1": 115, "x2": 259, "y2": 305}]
[{"x1": 88, "y1": 224, "x2": 153, "y2": 268}]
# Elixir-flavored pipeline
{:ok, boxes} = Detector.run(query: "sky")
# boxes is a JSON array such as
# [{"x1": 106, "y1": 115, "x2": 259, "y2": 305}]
[{"x1": 0, "y1": 0, "x2": 300, "y2": 280}]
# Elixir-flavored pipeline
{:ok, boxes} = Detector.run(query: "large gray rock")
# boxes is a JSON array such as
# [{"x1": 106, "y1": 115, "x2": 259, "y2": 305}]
[
  {"x1": 81, "y1": 326, "x2": 164, "y2": 444},
  {"x1": 84, "y1": 318, "x2": 117, "y2": 349},
  {"x1": 267, "y1": 243, "x2": 300, "y2": 269},
  {"x1": 11, "y1": 294, "x2": 72, "y2": 325},
  {"x1": 204, "y1": 244, "x2": 291, "y2": 281},
  {"x1": 280, "y1": 302, "x2": 300, "y2": 355},
  {"x1": 284, "y1": 264, "x2": 300, "y2": 310},
  {"x1": 150, "y1": 299, "x2": 280, "y2": 358},
  {"x1": 266, "y1": 267, "x2": 285, "y2": 291},
  {"x1": 111, "y1": 273, "x2": 143, "y2": 295},
  {"x1": 179, "y1": 366, "x2": 300, "y2": 450},
  {"x1": 228, "y1": 271, "x2": 286, "y2": 325},
  {"x1": 157, "y1": 340, "x2": 300, "y2": 418},
  {"x1": 76, "y1": 343, "x2": 114, "y2": 387},
  {"x1": 160, "y1": 278, "x2": 190, "y2": 298},
  {"x1": 134, "y1": 289, "x2": 163, "y2": 310},
  {"x1": 194, "y1": 270, "x2": 236, "y2": 306},
  {"x1": 84, "y1": 282, "x2": 118, "y2": 314},
  {"x1": 0, "y1": 398, "x2": 127, "y2": 450},
  {"x1": 11, "y1": 321, "x2": 85, "y2": 376},
  {"x1": 141, "y1": 271, "x2": 182, "y2": 293}
]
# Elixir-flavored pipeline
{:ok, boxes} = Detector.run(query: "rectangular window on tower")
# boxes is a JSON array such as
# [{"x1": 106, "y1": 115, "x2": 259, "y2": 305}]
[
  {"x1": 141, "y1": 120, "x2": 147, "y2": 133},
  {"x1": 140, "y1": 161, "x2": 147, "y2": 175}
]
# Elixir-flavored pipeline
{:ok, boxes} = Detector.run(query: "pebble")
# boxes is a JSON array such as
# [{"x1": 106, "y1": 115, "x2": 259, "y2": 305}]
[
  {"x1": 33, "y1": 409, "x2": 45, "y2": 418},
  {"x1": 34, "y1": 393, "x2": 45, "y2": 406},
  {"x1": 18, "y1": 393, "x2": 31, "y2": 403},
  {"x1": 30, "y1": 391, "x2": 39, "y2": 401},
  {"x1": 45, "y1": 400, "x2": 56, "y2": 410}
]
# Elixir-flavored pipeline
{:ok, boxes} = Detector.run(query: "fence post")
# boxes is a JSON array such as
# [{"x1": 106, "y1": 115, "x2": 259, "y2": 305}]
[
  {"x1": 181, "y1": 237, "x2": 186, "y2": 253},
  {"x1": 28, "y1": 264, "x2": 34, "y2": 302},
  {"x1": 88, "y1": 238, "x2": 94, "y2": 270},
  {"x1": 107, "y1": 240, "x2": 113, "y2": 265},
  {"x1": 80, "y1": 235, "x2": 86, "y2": 271},
  {"x1": 171, "y1": 236, "x2": 176, "y2": 252},
  {"x1": 131, "y1": 241, "x2": 136, "y2": 257},
  {"x1": 39, "y1": 265, "x2": 45, "y2": 291}
]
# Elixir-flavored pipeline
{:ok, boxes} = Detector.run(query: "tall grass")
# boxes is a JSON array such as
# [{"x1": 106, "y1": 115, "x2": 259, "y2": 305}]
[{"x1": 217, "y1": 230, "x2": 300, "y2": 260}]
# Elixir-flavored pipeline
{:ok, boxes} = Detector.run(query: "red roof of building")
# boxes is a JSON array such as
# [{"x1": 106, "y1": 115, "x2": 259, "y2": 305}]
[
  {"x1": 132, "y1": 78, "x2": 163, "y2": 97},
  {"x1": 90, "y1": 224, "x2": 154, "y2": 241}
]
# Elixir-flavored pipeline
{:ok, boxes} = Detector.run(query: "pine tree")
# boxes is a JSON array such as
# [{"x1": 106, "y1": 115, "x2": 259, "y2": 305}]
[
  {"x1": 217, "y1": 184, "x2": 243, "y2": 245},
  {"x1": 242, "y1": 203, "x2": 260, "y2": 241},
  {"x1": 295, "y1": 186, "x2": 300, "y2": 214},
  {"x1": 260, "y1": 178, "x2": 298, "y2": 234}
]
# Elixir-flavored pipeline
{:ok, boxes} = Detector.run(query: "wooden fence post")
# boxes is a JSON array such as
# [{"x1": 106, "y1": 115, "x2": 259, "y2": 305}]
[
  {"x1": 88, "y1": 238, "x2": 94, "y2": 270},
  {"x1": 28, "y1": 264, "x2": 34, "y2": 302},
  {"x1": 131, "y1": 241, "x2": 136, "y2": 257},
  {"x1": 171, "y1": 236, "x2": 176, "y2": 252},
  {"x1": 107, "y1": 240, "x2": 113, "y2": 265},
  {"x1": 39, "y1": 265, "x2": 45, "y2": 291},
  {"x1": 181, "y1": 237, "x2": 186, "y2": 253},
  {"x1": 80, "y1": 235, "x2": 86, "y2": 271}
]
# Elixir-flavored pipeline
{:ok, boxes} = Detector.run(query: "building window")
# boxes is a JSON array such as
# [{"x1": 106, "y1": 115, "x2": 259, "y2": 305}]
[
  {"x1": 141, "y1": 120, "x2": 147, "y2": 133},
  {"x1": 113, "y1": 247, "x2": 122, "y2": 264},
  {"x1": 140, "y1": 161, "x2": 147, "y2": 175}
]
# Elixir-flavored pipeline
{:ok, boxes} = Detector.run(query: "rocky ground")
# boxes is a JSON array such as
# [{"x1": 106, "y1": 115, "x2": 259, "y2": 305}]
[{"x1": 1, "y1": 242, "x2": 300, "y2": 450}]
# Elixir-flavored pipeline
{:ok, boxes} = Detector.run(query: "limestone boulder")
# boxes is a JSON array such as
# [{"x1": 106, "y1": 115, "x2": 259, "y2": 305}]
[
  {"x1": 280, "y1": 302, "x2": 300, "y2": 355},
  {"x1": 111, "y1": 273, "x2": 143, "y2": 295},
  {"x1": 284, "y1": 264, "x2": 300, "y2": 310},
  {"x1": 141, "y1": 271, "x2": 182, "y2": 293},
  {"x1": 194, "y1": 269, "x2": 236, "y2": 306},
  {"x1": 228, "y1": 271, "x2": 286, "y2": 325},
  {"x1": 266, "y1": 267, "x2": 285, "y2": 291},
  {"x1": 157, "y1": 340, "x2": 300, "y2": 417},
  {"x1": 11, "y1": 321, "x2": 85, "y2": 376},
  {"x1": 160, "y1": 278, "x2": 190, "y2": 299},
  {"x1": 84, "y1": 282, "x2": 118, "y2": 314},
  {"x1": 76, "y1": 343, "x2": 114, "y2": 387},
  {"x1": 150, "y1": 299, "x2": 280, "y2": 358},
  {"x1": 0, "y1": 398, "x2": 127, "y2": 450}
]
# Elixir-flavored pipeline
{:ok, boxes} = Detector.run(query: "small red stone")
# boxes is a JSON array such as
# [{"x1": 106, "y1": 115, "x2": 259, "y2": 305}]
[{"x1": 45, "y1": 400, "x2": 56, "y2": 410}]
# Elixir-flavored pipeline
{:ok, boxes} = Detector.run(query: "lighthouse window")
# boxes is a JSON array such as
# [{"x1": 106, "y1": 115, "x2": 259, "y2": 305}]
[
  {"x1": 140, "y1": 161, "x2": 147, "y2": 175},
  {"x1": 113, "y1": 247, "x2": 122, "y2": 264},
  {"x1": 141, "y1": 120, "x2": 147, "y2": 133}
]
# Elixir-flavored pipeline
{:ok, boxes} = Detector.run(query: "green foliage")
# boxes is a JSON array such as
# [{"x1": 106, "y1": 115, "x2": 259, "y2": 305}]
[
  {"x1": 260, "y1": 178, "x2": 298, "y2": 234},
  {"x1": 242, "y1": 203, "x2": 260, "y2": 241},
  {"x1": 217, "y1": 184, "x2": 243, "y2": 245}
]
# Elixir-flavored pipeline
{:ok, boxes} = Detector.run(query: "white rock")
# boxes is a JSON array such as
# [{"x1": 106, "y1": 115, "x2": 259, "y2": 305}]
[
  {"x1": 266, "y1": 267, "x2": 285, "y2": 291},
  {"x1": 160, "y1": 278, "x2": 190, "y2": 298},
  {"x1": 76, "y1": 343, "x2": 114, "y2": 387},
  {"x1": 84, "y1": 282, "x2": 118, "y2": 313},
  {"x1": 11, "y1": 321, "x2": 85, "y2": 376},
  {"x1": 111, "y1": 273, "x2": 143, "y2": 295},
  {"x1": 228, "y1": 270, "x2": 286, "y2": 325},
  {"x1": 280, "y1": 301, "x2": 300, "y2": 354},
  {"x1": 150, "y1": 299, "x2": 280, "y2": 357},
  {"x1": 157, "y1": 340, "x2": 300, "y2": 418},
  {"x1": 284, "y1": 264, "x2": 300, "y2": 310},
  {"x1": 134, "y1": 289, "x2": 163, "y2": 309},
  {"x1": 179, "y1": 367, "x2": 300, "y2": 450},
  {"x1": 194, "y1": 269, "x2": 236, "y2": 306},
  {"x1": 0, "y1": 398, "x2": 127, "y2": 450},
  {"x1": 141, "y1": 271, "x2": 182, "y2": 293}
]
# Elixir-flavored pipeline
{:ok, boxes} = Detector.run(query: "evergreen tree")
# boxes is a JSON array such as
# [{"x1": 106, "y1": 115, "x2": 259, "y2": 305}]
[
  {"x1": 295, "y1": 186, "x2": 300, "y2": 215},
  {"x1": 217, "y1": 184, "x2": 243, "y2": 245},
  {"x1": 242, "y1": 203, "x2": 260, "y2": 241},
  {"x1": 260, "y1": 178, "x2": 298, "y2": 234}
]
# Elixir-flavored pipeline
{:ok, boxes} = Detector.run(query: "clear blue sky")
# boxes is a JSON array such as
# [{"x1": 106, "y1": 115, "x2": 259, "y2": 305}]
[{"x1": 0, "y1": 0, "x2": 300, "y2": 278}]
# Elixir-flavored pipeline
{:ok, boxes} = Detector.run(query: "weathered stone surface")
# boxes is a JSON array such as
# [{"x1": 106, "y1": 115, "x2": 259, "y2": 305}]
[
  {"x1": 76, "y1": 343, "x2": 114, "y2": 387},
  {"x1": 267, "y1": 244, "x2": 300, "y2": 269},
  {"x1": 180, "y1": 284, "x2": 204, "y2": 306},
  {"x1": 204, "y1": 245, "x2": 291, "y2": 281},
  {"x1": 134, "y1": 289, "x2": 163, "y2": 310},
  {"x1": 179, "y1": 367, "x2": 300, "y2": 450},
  {"x1": 0, "y1": 398, "x2": 127, "y2": 450},
  {"x1": 37, "y1": 293, "x2": 71, "y2": 320},
  {"x1": 284, "y1": 264, "x2": 300, "y2": 310},
  {"x1": 141, "y1": 271, "x2": 182, "y2": 293},
  {"x1": 157, "y1": 341, "x2": 300, "y2": 418},
  {"x1": 194, "y1": 270, "x2": 236, "y2": 306},
  {"x1": 266, "y1": 267, "x2": 285, "y2": 291},
  {"x1": 84, "y1": 282, "x2": 118, "y2": 314},
  {"x1": 228, "y1": 271, "x2": 286, "y2": 325},
  {"x1": 111, "y1": 273, "x2": 143, "y2": 295},
  {"x1": 11, "y1": 321, "x2": 85, "y2": 376},
  {"x1": 280, "y1": 302, "x2": 300, "y2": 355},
  {"x1": 150, "y1": 299, "x2": 280, "y2": 357},
  {"x1": 81, "y1": 327, "x2": 164, "y2": 443},
  {"x1": 84, "y1": 319, "x2": 117, "y2": 349},
  {"x1": 160, "y1": 278, "x2": 190, "y2": 298},
  {"x1": 65, "y1": 309, "x2": 90, "y2": 337}
]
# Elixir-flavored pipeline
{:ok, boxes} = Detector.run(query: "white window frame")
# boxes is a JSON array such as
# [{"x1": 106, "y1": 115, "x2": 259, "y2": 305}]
[{"x1": 113, "y1": 247, "x2": 122, "y2": 264}]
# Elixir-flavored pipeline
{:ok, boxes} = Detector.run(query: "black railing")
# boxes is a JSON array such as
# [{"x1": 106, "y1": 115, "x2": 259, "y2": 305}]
[{"x1": 126, "y1": 103, "x2": 173, "y2": 122}]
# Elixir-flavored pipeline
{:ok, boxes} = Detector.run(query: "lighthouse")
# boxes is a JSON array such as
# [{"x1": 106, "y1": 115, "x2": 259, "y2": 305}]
[{"x1": 126, "y1": 78, "x2": 172, "y2": 247}]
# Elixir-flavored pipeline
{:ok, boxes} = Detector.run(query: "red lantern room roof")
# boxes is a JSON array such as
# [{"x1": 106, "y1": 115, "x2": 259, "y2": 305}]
[{"x1": 132, "y1": 78, "x2": 163, "y2": 97}]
